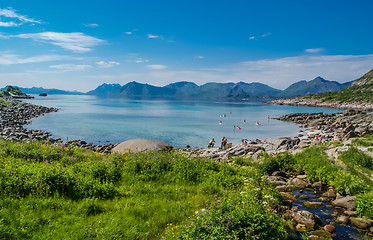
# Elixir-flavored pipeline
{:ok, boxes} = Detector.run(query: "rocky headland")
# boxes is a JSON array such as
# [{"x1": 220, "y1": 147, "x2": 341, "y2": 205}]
[
  {"x1": 0, "y1": 97, "x2": 116, "y2": 154},
  {"x1": 267, "y1": 98, "x2": 373, "y2": 111}
]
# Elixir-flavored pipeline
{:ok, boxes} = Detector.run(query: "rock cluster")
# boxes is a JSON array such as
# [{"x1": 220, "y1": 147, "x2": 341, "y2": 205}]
[
  {"x1": 265, "y1": 172, "x2": 373, "y2": 238},
  {"x1": 184, "y1": 110, "x2": 373, "y2": 161},
  {"x1": 0, "y1": 97, "x2": 116, "y2": 154},
  {"x1": 276, "y1": 110, "x2": 373, "y2": 141},
  {"x1": 0, "y1": 98, "x2": 58, "y2": 142}
]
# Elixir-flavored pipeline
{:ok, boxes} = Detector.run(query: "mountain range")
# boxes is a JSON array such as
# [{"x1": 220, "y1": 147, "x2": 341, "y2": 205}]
[
  {"x1": 305, "y1": 69, "x2": 373, "y2": 103},
  {"x1": 7, "y1": 76, "x2": 354, "y2": 100},
  {"x1": 87, "y1": 77, "x2": 353, "y2": 100}
]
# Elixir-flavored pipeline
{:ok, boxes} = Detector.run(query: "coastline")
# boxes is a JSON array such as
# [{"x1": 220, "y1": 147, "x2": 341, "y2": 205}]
[
  {"x1": 0, "y1": 97, "x2": 116, "y2": 154},
  {"x1": 267, "y1": 98, "x2": 373, "y2": 112},
  {"x1": 187, "y1": 109, "x2": 373, "y2": 162},
  {"x1": 3, "y1": 96, "x2": 373, "y2": 159}
]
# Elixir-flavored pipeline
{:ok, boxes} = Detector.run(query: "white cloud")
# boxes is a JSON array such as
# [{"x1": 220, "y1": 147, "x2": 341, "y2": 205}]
[
  {"x1": 261, "y1": 33, "x2": 271, "y2": 37},
  {"x1": 49, "y1": 64, "x2": 92, "y2": 72},
  {"x1": 305, "y1": 48, "x2": 325, "y2": 53},
  {"x1": 84, "y1": 23, "x2": 99, "y2": 28},
  {"x1": 14, "y1": 32, "x2": 105, "y2": 52},
  {"x1": 125, "y1": 32, "x2": 132, "y2": 35},
  {"x1": 135, "y1": 58, "x2": 149, "y2": 63},
  {"x1": 249, "y1": 36, "x2": 255, "y2": 40},
  {"x1": 147, "y1": 34, "x2": 159, "y2": 39},
  {"x1": 0, "y1": 8, "x2": 41, "y2": 27},
  {"x1": 96, "y1": 61, "x2": 120, "y2": 68},
  {"x1": 146, "y1": 64, "x2": 168, "y2": 70},
  {"x1": 0, "y1": 53, "x2": 73, "y2": 65},
  {"x1": 195, "y1": 56, "x2": 204, "y2": 59}
]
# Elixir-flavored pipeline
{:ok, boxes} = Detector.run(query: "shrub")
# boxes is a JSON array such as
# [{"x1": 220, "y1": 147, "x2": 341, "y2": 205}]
[
  {"x1": 356, "y1": 191, "x2": 373, "y2": 218},
  {"x1": 165, "y1": 196, "x2": 286, "y2": 240},
  {"x1": 339, "y1": 147, "x2": 373, "y2": 170},
  {"x1": 260, "y1": 153, "x2": 296, "y2": 175}
]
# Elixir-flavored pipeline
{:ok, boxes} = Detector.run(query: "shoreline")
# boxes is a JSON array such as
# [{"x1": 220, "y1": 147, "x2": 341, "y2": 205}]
[
  {"x1": 187, "y1": 109, "x2": 373, "y2": 162},
  {"x1": 0, "y1": 97, "x2": 116, "y2": 154},
  {"x1": 2, "y1": 96, "x2": 373, "y2": 158},
  {"x1": 266, "y1": 98, "x2": 373, "y2": 111}
]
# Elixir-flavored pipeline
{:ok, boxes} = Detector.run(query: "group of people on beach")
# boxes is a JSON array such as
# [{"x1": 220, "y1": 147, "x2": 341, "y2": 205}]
[{"x1": 208, "y1": 137, "x2": 227, "y2": 149}]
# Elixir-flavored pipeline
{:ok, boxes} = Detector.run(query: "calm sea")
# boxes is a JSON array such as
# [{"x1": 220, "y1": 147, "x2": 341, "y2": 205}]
[{"x1": 25, "y1": 95, "x2": 342, "y2": 148}]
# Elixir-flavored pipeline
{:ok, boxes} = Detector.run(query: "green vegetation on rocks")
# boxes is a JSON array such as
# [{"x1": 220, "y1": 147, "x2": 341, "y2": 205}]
[{"x1": 304, "y1": 69, "x2": 373, "y2": 103}]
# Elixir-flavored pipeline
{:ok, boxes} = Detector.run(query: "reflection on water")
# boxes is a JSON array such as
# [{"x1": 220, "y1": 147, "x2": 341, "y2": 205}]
[{"x1": 25, "y1": 95, "x2": 342, "y2": 148}]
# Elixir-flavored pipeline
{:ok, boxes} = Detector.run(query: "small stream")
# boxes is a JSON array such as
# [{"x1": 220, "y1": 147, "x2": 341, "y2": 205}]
[{"x1": 292, "y1": 190, "x2": 365, "y2": 239}]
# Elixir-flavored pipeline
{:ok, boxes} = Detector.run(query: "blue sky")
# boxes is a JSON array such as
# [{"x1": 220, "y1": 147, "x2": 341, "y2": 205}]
[{"x1": 0, "y1": 0, "x2": 372, "y2": 91}]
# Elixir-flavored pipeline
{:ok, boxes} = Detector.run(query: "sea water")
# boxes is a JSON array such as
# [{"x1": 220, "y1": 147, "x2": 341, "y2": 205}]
[{"x1": 25, "y1": 95, "x2": 342, "y2": 148}]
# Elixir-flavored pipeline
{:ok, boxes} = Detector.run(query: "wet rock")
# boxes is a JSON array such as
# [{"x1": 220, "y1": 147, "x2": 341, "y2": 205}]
[
  {"x1": 312, "y1": 181, "x2": 323, "y2": 190},
  {"x1": 289, "y1": 178, "x2": 308, "y2": 189},
  {"x1": 336, "y1": 215, "x2": 349, "y2": 224},
  {"x1": 332, "y1": 196, "x2": 356, "y2": 210},
  {"x1": 322, "y1": 189, "x2": 336, "y2": 198},
  {"x1": 350, "y1": 217, "x2": 373, "y2": 229},
  {"x1": 307, "y1": 229, "x2": 334, "y2": 240},
  {"x1": 300, "y1": 195, "x2": 310, "y2": 199},
  {"x1": 281, "y1": 192, "x2": 297, "y2": 202},
  {"x1": 266, "y1": 175, "x2": 288, "y2": 186},
  {"x1": 292, "y1": 210, "x2": 321, "y2": 231},
  {"x1": 303, "y1": 201, "x2": 323, "y2": 209},
  {"x1": 343, "y1": 210, "x2": 357, "y2": 216},
  {"x1": 323, "y1": 224, "x2": 336, "y2": 233},
  {"x1": 295, "y1": 224, "x2": 307, "y2": 231}
]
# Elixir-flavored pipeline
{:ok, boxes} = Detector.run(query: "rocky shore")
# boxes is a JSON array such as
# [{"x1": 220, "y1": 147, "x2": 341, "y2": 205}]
[
  {"x1": 184, "y1": 109, "x2": 373, "y2": 239},
  {"x1": 0, "y1": 97, "x2": 116, "y2": 154},
  {"x1": 186, "y1": 109, "x2": 373, "y2": 161},
  {"x1": 267, "y1": 98, "x2": 373, "y2": 111}
]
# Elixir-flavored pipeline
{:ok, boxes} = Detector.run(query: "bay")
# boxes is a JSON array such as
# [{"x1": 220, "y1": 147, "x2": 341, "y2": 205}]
[{"x1": 25, "y1": 95, "x2": 342, "y2": 148}]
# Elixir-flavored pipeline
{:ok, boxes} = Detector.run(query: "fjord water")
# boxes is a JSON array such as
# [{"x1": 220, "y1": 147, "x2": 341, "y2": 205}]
[{"x1": 26, "y1": 95, "x2": 342, "y2": 148}]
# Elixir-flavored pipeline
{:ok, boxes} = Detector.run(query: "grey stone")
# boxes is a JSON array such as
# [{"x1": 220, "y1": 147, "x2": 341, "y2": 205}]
[
  {"x1": 111, "y1": 139, "x2": 173, "y2": 153},
  {"x1": 332, "y1": 196, "x2": 356, "y2": 210}
]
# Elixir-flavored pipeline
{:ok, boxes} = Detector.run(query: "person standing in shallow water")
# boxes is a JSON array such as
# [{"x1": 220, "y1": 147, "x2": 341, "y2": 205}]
[{"x1": 221, "y1": 136, "x2": 227, "y2": 149}]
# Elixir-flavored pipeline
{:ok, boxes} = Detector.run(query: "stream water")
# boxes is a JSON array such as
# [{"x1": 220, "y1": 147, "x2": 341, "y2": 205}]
[{"x1": 292, "y1": 190, "x2": 365, "y2": 239}]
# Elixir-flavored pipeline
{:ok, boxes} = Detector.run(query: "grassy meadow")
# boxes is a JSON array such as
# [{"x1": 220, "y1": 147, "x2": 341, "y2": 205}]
[{"x1": 0, "y1": 140, "x2": 372, "y2": 239}]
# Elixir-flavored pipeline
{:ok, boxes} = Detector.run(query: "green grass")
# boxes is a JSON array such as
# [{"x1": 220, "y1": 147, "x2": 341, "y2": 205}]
[
  {"x1": 352, "y1": 134, "x2": 373, "y2": 148},
  {"x1": 1, "y1": 140, "x2": 372, "y2": 239},
  {"x1": 0, "y1": 140, "x2": 286, "y2": 239}
]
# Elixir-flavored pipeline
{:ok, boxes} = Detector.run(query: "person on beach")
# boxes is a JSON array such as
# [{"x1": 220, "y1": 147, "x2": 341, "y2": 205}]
[
  {"x1": 256, "y1": 121, "x2": 261, "y2": 126},
  {"x1": 219, "y1": 120, "x2": 222, "y2": 125},
  {"x1": 208, "y1": 138, "x2": 215, "y2": 148},
  {"x1": 221, "y1": 137, "x2": 227, "y2": 149}
]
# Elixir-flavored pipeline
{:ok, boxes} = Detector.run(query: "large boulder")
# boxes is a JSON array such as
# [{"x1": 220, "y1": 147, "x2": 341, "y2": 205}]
[
  {"x1": 292, "y1": 210, "x2": 321, "y2": 231},
  {"x1": 332, "y1": 196, "x2": 356, "y2": 210},
  {"x1": 111, "y1": 139, "x2": 173, "y2": 153}
]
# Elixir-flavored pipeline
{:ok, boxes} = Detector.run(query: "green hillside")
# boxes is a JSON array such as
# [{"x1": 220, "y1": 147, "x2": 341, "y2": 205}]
[{"x1": 304, "y1": 69, "x2": 373, "y2": 103}]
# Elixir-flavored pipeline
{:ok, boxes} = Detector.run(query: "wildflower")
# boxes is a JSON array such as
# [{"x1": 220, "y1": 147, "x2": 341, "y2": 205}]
[
  {"x1": 201, "y1": 208, "x2": 206, "y2": 212},
  {"x1": 195, "y1": 211, "x2": 198, "y2": 214}
]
